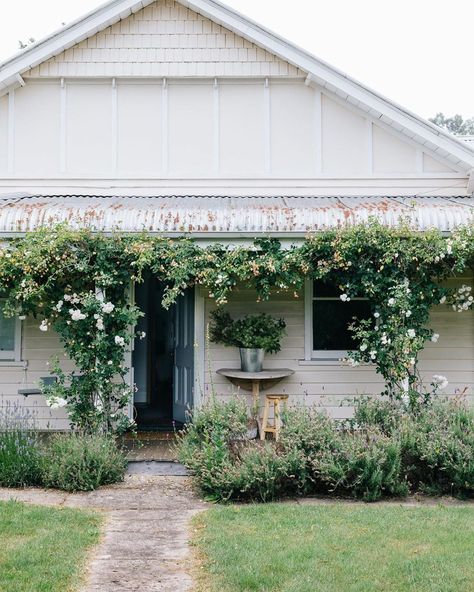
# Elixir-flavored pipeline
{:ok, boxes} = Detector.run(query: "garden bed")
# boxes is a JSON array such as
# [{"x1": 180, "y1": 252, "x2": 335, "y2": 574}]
[{"x1": 178, "y1": 396, "x2": 474, "y2": 502}]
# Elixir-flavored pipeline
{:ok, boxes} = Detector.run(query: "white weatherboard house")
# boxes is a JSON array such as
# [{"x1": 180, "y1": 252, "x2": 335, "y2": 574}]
[{"x1": 0, "y1": 0, "x2": 473, "y2": 430}]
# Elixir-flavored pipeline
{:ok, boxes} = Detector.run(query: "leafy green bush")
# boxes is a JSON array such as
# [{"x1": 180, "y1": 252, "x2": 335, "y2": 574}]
[
  {"x1": 400, "y1": 400, "x2": 474, "y2": 497},
  {"x1": 178, "y1": 396, "x2": 474, "y2": 503},
  {"x1": 313, "y1": 429, "x2": 408, "y2": 502},
  {"x1": 0, "y1": 430, "x2": 42, "y2": 487},
  {"x1": 41, "y1": 433, "x2": 127, "y2": 492},
  {"x1": 209, "y1": 309, "x2": 286, "y2": 353}
]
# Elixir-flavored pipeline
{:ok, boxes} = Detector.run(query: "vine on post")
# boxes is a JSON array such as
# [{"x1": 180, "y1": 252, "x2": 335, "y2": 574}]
[{"x1": 0, "y1": 221, "x2": 472, "y2": 432}]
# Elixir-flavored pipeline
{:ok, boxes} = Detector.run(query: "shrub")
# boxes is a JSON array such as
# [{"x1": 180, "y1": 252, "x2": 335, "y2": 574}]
[
  {"x1": 236, "y1": 444, "x2": 307, "y2": 502},
  {"x1": 0, "y1": 430, "x2": 42, "y2": 487},
  {"x1": 401, "y1": 400, "x2": 474, "y2": 497},
  {"x1": 351, "y1": 396, "x2": 404, "y2": 435},
  {"x1": 313, "y1": 429, "x2": 408, "y2": 502},
  {"x1": 178, "y1": 396, "x2": 473, "y2": 503},
  {"x1": 41, "y1": 433, "x2": 127, "y2": 492}
]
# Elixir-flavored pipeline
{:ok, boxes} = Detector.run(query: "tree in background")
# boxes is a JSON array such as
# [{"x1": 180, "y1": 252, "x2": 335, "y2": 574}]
[{"x1": 429, "y1": 113, "x2": 474, "y2": 136}]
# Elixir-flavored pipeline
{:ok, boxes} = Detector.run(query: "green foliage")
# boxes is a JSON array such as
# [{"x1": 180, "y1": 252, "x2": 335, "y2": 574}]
[
  {"x1": 40, "y1": 433, "x2": 127, "y2": 492},
  {"x1": 0, "y1": 222, "x2": 473, "y2": 431},
  {"x1": 429, "y1": 112, "x2": 474, "y2": 135},
  {"x1": 0, "y1": 430, "x2": 42, "y2": 487},
  {"x1": 194, "y1": 505, "x2": 474, "y2": 592},
  {"x1": 179, "y1": 397, "x2": 474, "y2": 503},
  {"x1": 313, "y1": 429, "x2": 408, "y2": 502},
  {"x1": 400, "y1": 401, "x2": 474, "y2": 497},
  {"x1": 0, "y1": 501, "x2": 102, "y2": 592},
  {"x1": 209, "y1": 309, "x2": 286, "y2": 353}
]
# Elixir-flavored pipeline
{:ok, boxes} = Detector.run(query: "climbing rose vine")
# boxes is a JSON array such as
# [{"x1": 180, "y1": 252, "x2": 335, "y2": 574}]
[{"x1": 0, "y1": 221, "x2": 472, "y2": 432}]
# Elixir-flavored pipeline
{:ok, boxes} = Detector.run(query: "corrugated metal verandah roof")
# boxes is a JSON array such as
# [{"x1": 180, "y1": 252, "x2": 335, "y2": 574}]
[{"x1": 0, "y1": 195, "x2": 472, "y2": 234}]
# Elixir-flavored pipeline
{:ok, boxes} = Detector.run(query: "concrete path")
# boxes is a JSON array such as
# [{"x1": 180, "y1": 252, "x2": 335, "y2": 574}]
[{"x1": 0, "y1": 471, "x2": 207, "y2": 592}]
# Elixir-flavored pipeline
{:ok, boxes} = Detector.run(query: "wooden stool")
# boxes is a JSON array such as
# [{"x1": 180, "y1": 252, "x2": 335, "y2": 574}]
[{"x1": 260, "y1": 394, "x2": 289, "y2": 441}]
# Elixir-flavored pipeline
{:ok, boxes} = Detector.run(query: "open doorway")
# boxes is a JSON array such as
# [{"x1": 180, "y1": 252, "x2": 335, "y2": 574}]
[{"x1": 133, "y1": 277, "x2": 194, "y2": 430}]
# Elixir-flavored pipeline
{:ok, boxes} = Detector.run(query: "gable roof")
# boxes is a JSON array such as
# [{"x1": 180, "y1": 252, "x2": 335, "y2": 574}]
[{"x1": 1, "y1": 0, "x2": 473, "y2": 172}]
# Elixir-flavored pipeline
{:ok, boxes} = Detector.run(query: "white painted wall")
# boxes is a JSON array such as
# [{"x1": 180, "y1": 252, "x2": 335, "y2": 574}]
[
  {"x1": 0, "y1": 79, "x2": 465, "y2": 185},
  {"x1": 1, "y1": 274, "x2": 472, "y2": 429},
  {"x1": 25, "y1": 0, "x2": 305, "y2": 80},
  {"x1": 203, "y1": 279, "x2": 474, "y2": 419}
]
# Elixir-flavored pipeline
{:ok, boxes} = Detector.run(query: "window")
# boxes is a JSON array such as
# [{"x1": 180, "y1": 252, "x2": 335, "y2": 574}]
[
  {"x1": 305, "y1": 280, "x2": 371, "y2": 360},
  {"x1": 0, "y1": 300, "x2": 21, "y2": 361}
]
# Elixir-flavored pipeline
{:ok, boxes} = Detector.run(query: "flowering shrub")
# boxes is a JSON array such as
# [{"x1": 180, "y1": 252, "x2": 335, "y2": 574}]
[
  {"x1": 0, "y1": 222, "x2": 472, "y2": 431},
  {"x1": 178, "y1": 397, "x2": 474, "y2": 502},
  {"x1": 40, "y1": 433, "x2": 127, "y2": 492}
]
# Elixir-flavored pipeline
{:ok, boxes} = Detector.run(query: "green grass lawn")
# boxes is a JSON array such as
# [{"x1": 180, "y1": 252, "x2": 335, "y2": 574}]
[
  {"x1": 193, "y1": 503, "x2": 474, "y2": 592},
  {"x1": 0, "y1": 500, "x2": 102, "y2": 592}
]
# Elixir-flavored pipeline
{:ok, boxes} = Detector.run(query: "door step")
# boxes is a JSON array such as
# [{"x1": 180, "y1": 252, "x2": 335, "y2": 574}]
[{"x1": 127, "y1": 461, "x2": 188, "y2": 476}]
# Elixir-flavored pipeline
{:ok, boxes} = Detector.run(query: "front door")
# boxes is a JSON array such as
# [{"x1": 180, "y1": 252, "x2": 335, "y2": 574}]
[{"x1": 173, "y1": 288, "x2": 195, "y2": 423}]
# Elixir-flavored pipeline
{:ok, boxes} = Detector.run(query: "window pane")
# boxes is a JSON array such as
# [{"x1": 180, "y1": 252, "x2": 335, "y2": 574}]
[
  {"x1": 0, "y1": 302, "x2": 16, "y2": 352},
  {"x1": 312, "y1": 300, "x2": 371, "y2": 351},
  {"x1": 313, "y1": 279, "x2": 341, "y2": 297}
]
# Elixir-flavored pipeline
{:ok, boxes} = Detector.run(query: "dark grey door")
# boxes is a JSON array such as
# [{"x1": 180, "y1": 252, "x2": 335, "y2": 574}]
[{"x1": 173, "y1": 288, "x2": 195, "y2": 423}]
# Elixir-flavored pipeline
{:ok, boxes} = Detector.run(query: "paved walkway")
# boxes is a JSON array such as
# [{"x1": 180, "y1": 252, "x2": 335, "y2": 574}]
[{"x1": 0, "y1": 471, "x2": 207, "y2": 592}]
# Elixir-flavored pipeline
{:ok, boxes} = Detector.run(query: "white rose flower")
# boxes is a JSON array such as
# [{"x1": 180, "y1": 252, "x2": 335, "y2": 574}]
[
  {"x1": 139, "y1": 331, "x2": 146, "y2": 340},
  {"x1": 18, "y1": 315, "x2": 26, "y2": 321},
  {"x1": 431, "y1": 333, "x2": 439, "y2": 343},
  {"x1": 433, "y1": 374, "x2": 448, "y2": 390},
  {"x1": 374, "y1": 312, "x2": 380, "y2": 318},
  {"x1": 70, "y1": 309, "x2": 86, "y2": 321},
  {"x1": 55, "y1": 300, "x2": 63, "y2": 312},
  {"x1": 101, "y1": 302, "x2": 115, "y2": 314},
  {"x1": 340, "y1": 294, "x2": 350, "y2": 302},
  {"x1": 107, "y1": 360, "x2": 113, "y2": 365},
  {"x1": 115, "y1": 335, "x2": 125, "y2": 346},
  {"x1": 63, "y1": 294, "x2": 71, "y2": 301},
  {"x1": 405, "y1": 310, "x2": 412, "y2": 317},
  {"x1": 407, "y1": 329, "x2": 416, "y2": 338},
  {"x1": 360, "y1": 343, "x2": 368, "y2": 352},
  {"x1": 369, "y1": 350, "x2": 377, "y2": 360},
  {"x1": 46, "y1": 396, "x2": 67, "y2": 409},
  {"x1": 39, "y1": 320, "x2": 48, "y2": 332},
  {"x1": 439, "y1": 296, "x2": 446, "y2": 304},
  {"x1": 388, "y1": 298, "x2": 395, "y2": 306},
  {"x1": 96, "y1": 317, "x2": 104, "y2": 331}
]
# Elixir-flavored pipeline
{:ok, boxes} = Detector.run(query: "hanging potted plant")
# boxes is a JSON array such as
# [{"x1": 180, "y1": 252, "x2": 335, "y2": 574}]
[{"x1": 209, "y1": 309, "x2": 286, "y2": 372}]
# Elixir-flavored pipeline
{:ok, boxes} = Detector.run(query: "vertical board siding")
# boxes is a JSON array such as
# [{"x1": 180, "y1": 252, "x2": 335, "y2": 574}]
[
  {"x1": 0, "y1": 96, "x2": 8, "y2": 173},
  {"x1": 117, "y1": 82, "x2": 163, "y2": 173},
  {"x1": 66, "y1": 83, "x2": 113, "y2": 175},
  {"x1": 25, "y1": 0, "x2": 304, "y2": 79},
  {"x1": 14, "y1": 83, "x2": 61, "y2": 176}
]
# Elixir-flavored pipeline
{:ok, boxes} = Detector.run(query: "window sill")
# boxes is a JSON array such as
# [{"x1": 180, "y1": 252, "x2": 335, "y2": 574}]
[
  {"x1": 0, "y1": 360, "x2": 27, "y2": 367},
  {"x1": 299, "y1": 359, "x2": 375, "y2": 367}
]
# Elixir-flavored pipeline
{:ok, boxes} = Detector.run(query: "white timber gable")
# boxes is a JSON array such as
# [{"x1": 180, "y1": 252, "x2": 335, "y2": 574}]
[
  {"x1": 25, "y1": 0, "x2": 304, "y2": 79},
  {"x1": 0, "y1": 0, "x2": 471, "y2": 194}
]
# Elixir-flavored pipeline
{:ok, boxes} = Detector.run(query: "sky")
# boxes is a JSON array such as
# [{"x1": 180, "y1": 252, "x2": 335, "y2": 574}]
[{"x1": 0, "y1": 0, "x2": 472, "y2": 120}]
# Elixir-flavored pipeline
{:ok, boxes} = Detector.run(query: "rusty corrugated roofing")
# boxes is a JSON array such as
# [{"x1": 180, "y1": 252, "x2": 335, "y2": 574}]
[{"x1": 0, "y1": 195, "x2": 472, "y2": 234}]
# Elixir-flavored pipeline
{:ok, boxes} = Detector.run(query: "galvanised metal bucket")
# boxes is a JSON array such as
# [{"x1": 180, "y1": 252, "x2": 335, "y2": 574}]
[{"x1": 239, "y1": 348, "x2": 265, "y2": 372}]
